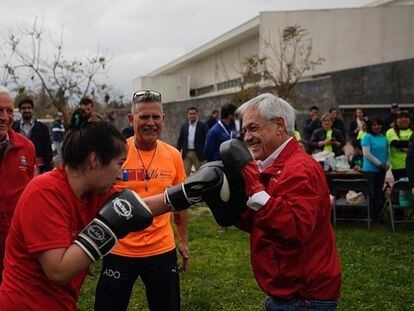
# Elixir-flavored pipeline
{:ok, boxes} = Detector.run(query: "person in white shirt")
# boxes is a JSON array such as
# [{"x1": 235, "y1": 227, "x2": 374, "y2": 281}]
[{"x1": 176, "y1": 107, "x2": 208, "y2": 176}]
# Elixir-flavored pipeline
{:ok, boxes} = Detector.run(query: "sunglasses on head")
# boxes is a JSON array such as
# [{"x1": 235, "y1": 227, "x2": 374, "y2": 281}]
[{"x1": 132, "y1": 90, "x2": 162, "y2": 103}]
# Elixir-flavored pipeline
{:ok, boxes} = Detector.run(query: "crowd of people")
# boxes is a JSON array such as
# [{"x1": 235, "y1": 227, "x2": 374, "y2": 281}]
[
  {"x1": 0, "y1": 83, "x2": 413, "y2": 310},
  {"x1": 175, "y1": 101, "x2": 414, "y2": 224},
  {"x1": 299, "y1": 103, "x2": 413, "y2": 222}
]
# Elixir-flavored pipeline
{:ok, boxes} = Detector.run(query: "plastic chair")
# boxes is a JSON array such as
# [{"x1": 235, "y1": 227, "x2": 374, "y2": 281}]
[
  {"x1": 383, "y1": 179, "x2": 414, "y2": 233},
  {"x1": 331, "y1": 178, "x2": 371, "y2": 229}
]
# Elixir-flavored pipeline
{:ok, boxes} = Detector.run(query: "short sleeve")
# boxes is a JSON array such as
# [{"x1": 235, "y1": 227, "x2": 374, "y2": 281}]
[
  {"x1": 361, "y1": 134, "x2": 370, "y2": 147},
  {"x1": 19, "y1": 189, "x2": 72, "y2": 254},
  {"x1": 173, "y1": 150, "x2": 186, "y2": 186}
]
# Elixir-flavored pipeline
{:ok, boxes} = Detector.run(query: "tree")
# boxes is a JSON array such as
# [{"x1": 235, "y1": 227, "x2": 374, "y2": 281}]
[
  {"x1": 230, "y1": 53, "x2": 264, "y2": 106},
  {"x1": 0, "y1": 17, "x2": 110, "y2": 113},
  {"x1": 240, "y1": 24, "x2": 324, "y2": 101}
]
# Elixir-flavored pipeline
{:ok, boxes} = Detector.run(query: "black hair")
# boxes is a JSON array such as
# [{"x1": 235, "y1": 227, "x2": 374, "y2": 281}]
[
  {"x1": 79, "y1": 97, "x2": 94, "y2": 107},
  {"x1": 355, "y1": 108, "x2": 366, "y2": 117},
  {"x1": 221, "y1": 104, "x2": 237, "y2": 119},
  {"x1": 329, "y1": 107, "x2": 338, "y2": 113},
  {"x1": 366, "y1": 117, "x2": 384, "y2": 135},
  {"x1": 187, "y1": 106, "x2": 198, "y2": 113},
  {"x1": 212, "y1": 110, "x2": 219, "y2": 114},
  {"x1": 393, "y1": 110, "x2": 411, "y2": 138},
  {"x1": 351, "y1": 139, "x2": 362, "y2": 150},
  {"x1": 309, "y1": 106, "x2": 319, "y2": 111},
  {"x1": 396, "y1": 110, "x2": 410, "y2": 119},
  {"x1": 18, "y1": 97, "x2": 34, "y2": 109},
  {"x1": 62, "y1": 108, "x2": 126, "y2": 169}
]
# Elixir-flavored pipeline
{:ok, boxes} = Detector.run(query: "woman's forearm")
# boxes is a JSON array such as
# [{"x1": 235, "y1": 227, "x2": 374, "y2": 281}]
[
  {"x1": 362, "y1": 145, "x2": 382, "y2": 167},
  {"x1": 38, "y1": 245, "x2": 92, "y2": 285},
  {"x1": 144, "y1": 193, "x2": 172, "y2": 216}
]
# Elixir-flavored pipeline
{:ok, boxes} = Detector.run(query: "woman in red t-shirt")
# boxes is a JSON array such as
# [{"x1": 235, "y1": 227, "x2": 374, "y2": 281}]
[{"x1": 0, "y1": 109, "x2": 173, "y2": 310}]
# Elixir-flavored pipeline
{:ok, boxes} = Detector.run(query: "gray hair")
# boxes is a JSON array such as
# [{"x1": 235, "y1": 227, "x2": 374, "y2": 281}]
[
  {"x1": 130, "y1": 101, "x2": 163, "y2": 114},
  {"x1": 236, "y1": 93, "x2": 296, "y2": 136},
  {"x1": 0, "y1": 85, "x2": 12, "y2": 97}
]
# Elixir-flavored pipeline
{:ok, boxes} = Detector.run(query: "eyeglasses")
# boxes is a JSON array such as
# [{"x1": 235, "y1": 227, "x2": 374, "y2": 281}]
[{"x1": 132, "y1": 90, "x2": 162, "y2": 103}]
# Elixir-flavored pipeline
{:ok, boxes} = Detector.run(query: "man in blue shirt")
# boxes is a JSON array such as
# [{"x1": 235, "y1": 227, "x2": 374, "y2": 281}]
[{"x1": 204, "y1": 104, "x2": 237, "y2": 162}]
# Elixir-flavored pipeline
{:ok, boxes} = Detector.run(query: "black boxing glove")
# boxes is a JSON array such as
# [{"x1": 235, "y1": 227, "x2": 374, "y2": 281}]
[
  {"x1": 164, "y1": 161, "x2": 229, "y2": 211},
  {"x1": 75, "y1": 189, "x2": 153, "y2": 262},
  {"x1": 219, "y1": 139, "x2": 266, "y2": 214}
]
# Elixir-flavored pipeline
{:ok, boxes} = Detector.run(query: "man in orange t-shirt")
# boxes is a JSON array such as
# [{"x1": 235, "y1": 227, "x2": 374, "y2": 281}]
[{"x1": 94, "y1": 90, "x2": 189, "y2": 311}]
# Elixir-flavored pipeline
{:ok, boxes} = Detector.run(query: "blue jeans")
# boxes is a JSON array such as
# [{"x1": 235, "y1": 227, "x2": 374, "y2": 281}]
[{"x1": 264, "y1": 296, "x2": 337, "y2": 311}]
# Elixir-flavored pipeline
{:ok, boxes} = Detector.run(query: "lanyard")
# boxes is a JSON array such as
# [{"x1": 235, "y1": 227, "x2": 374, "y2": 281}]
[{"x1": 218, "y1": 121, "x2": 233, "y2": 139}]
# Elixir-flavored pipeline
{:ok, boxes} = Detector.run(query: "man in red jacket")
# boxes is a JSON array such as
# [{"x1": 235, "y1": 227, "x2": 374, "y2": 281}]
[
  {"x1": 0, "y1": 86, "x2": 35, "y2": 283},
  {"x1": 235, "y1": 93, "x2": 341, "y2": 310}
]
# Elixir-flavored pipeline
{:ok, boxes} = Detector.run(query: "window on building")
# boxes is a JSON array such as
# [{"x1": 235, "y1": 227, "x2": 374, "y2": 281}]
[
  {"x1": 217, "y1": 78, "x2": 242, "y2": 91},
  {"x1": 190, "y1": 84, "x2": 215, "y2": 97}
]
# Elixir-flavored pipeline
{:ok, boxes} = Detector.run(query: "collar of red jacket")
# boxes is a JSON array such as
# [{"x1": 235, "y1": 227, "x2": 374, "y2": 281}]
[
  {"x1": 7, "y1": 128, "x2": 29, "y2": 149},
  {"x1": 260, "y1": 138, "x2": 300, "y2": 176}
]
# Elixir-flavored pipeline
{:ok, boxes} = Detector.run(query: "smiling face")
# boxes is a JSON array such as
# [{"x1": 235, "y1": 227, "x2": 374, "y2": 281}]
[
  {"x1": 371, "y1": 121, "x2": 382, "y2": 134},
  {"x1": 396, "y1": 115, "x2": 410, "y2": 130},
  {"x1": 322, "y1": 116, "x2": 333, "y2": 131},
  {"x1": 19, "y1": 102, "x2": 34, "y2": 121},
  {"x1": 242, "y1": 109, "x2": 283, "y2": 161},
  {"x1": 129, "y1": 101, "x2": 164, "y2": 150},
  {"x1": 0, "y1": 92, "x2": 14, "y2": 139}
]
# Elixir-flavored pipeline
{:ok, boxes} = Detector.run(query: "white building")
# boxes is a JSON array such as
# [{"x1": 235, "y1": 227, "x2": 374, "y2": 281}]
[
  {"x1": 133, "y1": 3, "x2": 414, "y2": 105},
  {"x1": 365, "y1": 0, "x2": 414, "y2": 6}
]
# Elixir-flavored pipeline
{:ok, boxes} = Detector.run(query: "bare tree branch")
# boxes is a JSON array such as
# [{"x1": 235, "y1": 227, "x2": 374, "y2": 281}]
[
  {"x1": 241, "y1": 24, "x2": 324, "y2": 100},
  {"x1": 0, "y1": 17, "x2": 111, "y2": 112}
]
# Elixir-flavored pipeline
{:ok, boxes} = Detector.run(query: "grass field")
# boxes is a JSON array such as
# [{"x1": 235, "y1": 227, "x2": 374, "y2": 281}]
[{"x1": 79, "y1": 206, "x2": 414, "y2": 310}]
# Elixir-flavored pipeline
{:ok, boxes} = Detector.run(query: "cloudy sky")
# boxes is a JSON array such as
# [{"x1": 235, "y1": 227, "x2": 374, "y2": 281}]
[{"x1": 0, "y1": 0, "x2": 373, "y2": 98}]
